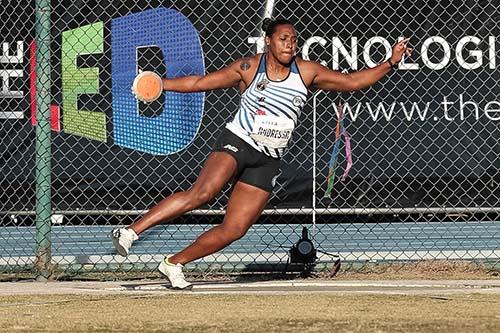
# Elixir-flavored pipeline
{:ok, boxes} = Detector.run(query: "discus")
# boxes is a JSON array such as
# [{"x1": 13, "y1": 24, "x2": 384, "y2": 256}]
[{"x1": 132, "y1": 71, "x2": 163, "y2": 103}]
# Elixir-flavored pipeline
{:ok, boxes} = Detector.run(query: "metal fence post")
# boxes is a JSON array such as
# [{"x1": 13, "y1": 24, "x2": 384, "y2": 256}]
[{"x1": 34, "y1": 0, "x2": 52, "y2": 280}]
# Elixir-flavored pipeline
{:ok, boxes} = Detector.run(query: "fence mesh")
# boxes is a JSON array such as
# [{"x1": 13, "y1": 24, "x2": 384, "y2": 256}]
[{"x1": 0, "y1": 0, "x2": 499, "y2": 277}]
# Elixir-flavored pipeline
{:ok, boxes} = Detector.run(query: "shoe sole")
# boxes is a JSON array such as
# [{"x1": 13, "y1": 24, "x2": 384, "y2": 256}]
[
  {"x1": 111, "y1": 231, "x2": 128, "y2": 257},
  {"x1": 158, "y1": 262, "x2": 193, "y2": 290}
]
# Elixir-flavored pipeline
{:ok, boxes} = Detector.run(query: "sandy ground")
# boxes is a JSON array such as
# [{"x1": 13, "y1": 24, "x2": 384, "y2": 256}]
[{"x1": 1, "y1": 278, "x2": 500, "y2": 296}]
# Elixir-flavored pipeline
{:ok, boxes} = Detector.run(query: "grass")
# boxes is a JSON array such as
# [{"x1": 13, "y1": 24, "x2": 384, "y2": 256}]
[
  {"x1": 0, "y1": 293, "x2": 499, "y2": 332},
  {"x1": 0, "y1": 260, "x2": 498, "y2": 331},
  {"x1": 2, "y1": 259, "x2": 499, "y2": 283}
]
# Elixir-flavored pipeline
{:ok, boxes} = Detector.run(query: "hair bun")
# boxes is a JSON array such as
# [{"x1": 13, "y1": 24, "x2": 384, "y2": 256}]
[{"x1": 262, "y1": 18, "x2": 273, "y2": 31}]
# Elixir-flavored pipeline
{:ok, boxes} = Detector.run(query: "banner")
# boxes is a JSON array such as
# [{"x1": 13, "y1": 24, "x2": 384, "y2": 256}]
[{"x1": 1, "y1": 0, "x2": 498, "y2": 213}]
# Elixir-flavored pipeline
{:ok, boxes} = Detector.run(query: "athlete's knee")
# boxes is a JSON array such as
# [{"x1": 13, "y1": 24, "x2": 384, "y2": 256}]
[
  {"x1": 187, "y1": 186, "x2": 216, "y2": 208},
  {"x1": 220, "y1": 223, "x2": 250, "y2": 242}
]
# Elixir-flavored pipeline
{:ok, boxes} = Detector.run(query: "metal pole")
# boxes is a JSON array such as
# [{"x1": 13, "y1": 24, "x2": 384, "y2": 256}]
[
  {"x1": 4, "y1": 206, "x2": 500, "y2": 216},
  {"x1": 312, "y1": 91, "x2": 323, "y2": 240},
  {"x1": 34, "y1": 0, "x2": 52, "y2": 280}
]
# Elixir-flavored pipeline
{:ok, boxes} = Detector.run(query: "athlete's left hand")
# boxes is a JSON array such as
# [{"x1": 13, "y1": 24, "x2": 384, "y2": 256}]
[{"x1": 390, "y1": 37, "x2": 413, "y2": 64}]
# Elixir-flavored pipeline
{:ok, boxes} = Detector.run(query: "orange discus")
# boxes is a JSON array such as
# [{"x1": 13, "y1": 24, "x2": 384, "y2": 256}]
[{"x1": 132, "y1": 71, "x2": 163, "y2": 103}]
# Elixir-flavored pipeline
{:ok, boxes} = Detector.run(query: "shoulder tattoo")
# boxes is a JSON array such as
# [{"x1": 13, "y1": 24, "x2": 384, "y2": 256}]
[{"x1": 240, "y1": 58, "x2": 251, "y2": 71}]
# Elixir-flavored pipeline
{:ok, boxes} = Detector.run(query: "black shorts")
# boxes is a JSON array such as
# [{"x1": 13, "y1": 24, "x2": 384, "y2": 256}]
[{"x1": 213, "y1": 128, "x2": 281, "y2": 193}]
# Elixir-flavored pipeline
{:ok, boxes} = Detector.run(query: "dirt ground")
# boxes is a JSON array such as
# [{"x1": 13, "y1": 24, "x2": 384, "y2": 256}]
[{"x1": 0, "y1": 293, "x2": 498, "y2": 332}]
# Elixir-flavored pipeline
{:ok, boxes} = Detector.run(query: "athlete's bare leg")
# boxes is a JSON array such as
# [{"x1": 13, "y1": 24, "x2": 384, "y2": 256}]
[
  {"x1": 168, "y1": 181, "x2": 270, "y2": 264},
  {"x1": 129, "y1": 152, "x2": 237, "y2": 235}
]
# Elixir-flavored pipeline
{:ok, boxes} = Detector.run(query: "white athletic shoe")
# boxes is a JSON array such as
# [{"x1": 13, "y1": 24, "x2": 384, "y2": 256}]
[
  {"x1": 111, "y1": 228, "x2": 138, "y2": 256},
  {"x1": 158, "y1": 256, "x2": 193, "y2": 290}
]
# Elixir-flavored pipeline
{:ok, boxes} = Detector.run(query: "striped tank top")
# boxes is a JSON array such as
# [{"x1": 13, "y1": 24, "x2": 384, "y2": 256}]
[{"x1": 226, "y1": 54, "x2": 308, "y2": 159}]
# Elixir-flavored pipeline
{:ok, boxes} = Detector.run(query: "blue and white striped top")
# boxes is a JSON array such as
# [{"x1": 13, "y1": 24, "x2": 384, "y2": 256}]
[{"x1": 226, "y1": 54, "x2": 308, "y2": 159}]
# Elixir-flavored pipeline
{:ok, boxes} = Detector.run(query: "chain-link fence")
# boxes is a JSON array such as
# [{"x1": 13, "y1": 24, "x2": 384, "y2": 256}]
[{"x1": 1, "y1": 0, "x2": 499, "y2": 278}]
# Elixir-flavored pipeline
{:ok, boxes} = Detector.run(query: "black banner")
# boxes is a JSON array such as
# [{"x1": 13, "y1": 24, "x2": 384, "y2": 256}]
[{"x1": 0, "y1": 0, "x2": 498, "y2": 213}]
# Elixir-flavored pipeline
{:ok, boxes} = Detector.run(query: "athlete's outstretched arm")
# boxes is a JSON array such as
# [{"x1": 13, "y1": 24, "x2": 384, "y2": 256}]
[
  {"x1": 162, "y1": 59, "x2": 246, "y2": 93},
  {"x1": 303, "y1": 38, "x2": 412, "y2": 92}
]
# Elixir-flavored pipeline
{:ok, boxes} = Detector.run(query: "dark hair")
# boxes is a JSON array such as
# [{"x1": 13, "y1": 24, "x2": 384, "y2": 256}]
[{"x1": 262, "y1": 18, "x2": 294, "y2": 37}]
